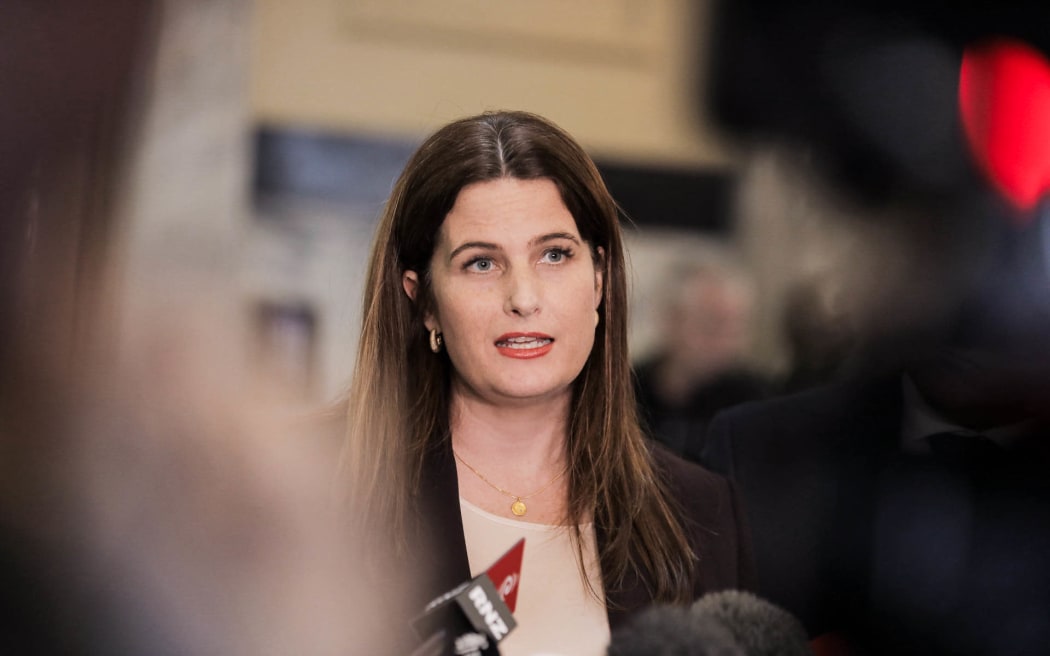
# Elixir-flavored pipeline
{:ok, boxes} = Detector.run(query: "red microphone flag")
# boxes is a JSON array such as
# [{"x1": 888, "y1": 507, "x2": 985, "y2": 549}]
[{"x1": 484, "y1": 538, "x2": 525, "y2": 614}]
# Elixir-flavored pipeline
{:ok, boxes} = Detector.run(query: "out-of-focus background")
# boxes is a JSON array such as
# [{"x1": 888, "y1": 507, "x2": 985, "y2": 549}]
[{"x1": 4, "y1": 0, "x2": 1049, "y2": 651}]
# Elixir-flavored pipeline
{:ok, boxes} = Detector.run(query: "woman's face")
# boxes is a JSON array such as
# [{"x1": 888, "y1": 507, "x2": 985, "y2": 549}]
[{"x1": 403, "y1": 177, "x2": 603, "y2": 407}]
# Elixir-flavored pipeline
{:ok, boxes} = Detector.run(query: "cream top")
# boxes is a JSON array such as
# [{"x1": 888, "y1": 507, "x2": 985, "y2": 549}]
[{"x1": 458, "y1": 498, "x2": 611, "y2": 656}]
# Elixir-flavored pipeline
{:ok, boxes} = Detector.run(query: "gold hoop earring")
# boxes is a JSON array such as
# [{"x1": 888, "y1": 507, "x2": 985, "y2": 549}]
[{"x1": 429, "y1": 328, "x2": 443, "y2": 353}]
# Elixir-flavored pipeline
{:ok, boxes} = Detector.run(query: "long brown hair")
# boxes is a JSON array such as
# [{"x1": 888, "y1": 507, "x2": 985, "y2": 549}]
[{"x1": 339, "y1": 110, "x2": 696, "y2": 603}]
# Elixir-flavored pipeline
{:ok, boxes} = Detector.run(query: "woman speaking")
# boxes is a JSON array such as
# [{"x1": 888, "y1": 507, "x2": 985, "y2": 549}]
[{"x1": 339, "y1": 110, "x2": 754, "y2": 655}]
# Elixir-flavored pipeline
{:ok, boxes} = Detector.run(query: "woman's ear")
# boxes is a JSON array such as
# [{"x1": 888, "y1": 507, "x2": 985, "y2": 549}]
[
  {"x1": 402, "y1": 270, "x2": 438, "y2": 331},
  {"x1": 402, "y1": 270, "x2": 420, "y2": 302},
  {"x1": 593, "y1": 246, "x2": 605, "y2": 309}
]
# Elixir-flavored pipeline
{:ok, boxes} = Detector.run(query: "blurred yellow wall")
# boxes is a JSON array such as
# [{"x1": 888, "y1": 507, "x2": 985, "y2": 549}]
[{"x1": 250, "y1": 0, "x2": 732, "y2": 167}]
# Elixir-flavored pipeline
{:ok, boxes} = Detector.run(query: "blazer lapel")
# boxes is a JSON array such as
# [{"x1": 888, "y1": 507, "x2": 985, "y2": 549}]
[{"x1": 416, "y1": 441, "x2": 473, "y2": 605}]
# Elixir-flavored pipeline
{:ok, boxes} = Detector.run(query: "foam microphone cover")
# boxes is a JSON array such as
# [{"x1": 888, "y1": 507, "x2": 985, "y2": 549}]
[
  {"x1": 607, "y1": 604, "x2": 743, "y2": 656},
  {"x1": 692, "y1": 590, "x2": 812, "y2": 656}
]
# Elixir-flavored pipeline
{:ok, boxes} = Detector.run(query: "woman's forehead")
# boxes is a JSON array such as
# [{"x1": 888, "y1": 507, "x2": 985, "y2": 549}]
[{"x1": 436, "y1": 178, "x2": 583, "y2": 249}]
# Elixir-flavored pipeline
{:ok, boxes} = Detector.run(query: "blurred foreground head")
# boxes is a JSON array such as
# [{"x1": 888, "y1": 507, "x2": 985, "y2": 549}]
[
  {"x1": 1, "y1": 2, "x2": 376, "y2": 652},
  {"x1": 705, "y1": 1, "x2": 1050, "y2": 423}
]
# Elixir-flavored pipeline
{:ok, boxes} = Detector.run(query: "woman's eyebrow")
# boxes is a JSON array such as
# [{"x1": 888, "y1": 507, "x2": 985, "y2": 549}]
[
  {"x1": 448, "y1": 241, "x2": 500, "y2": 260},
  {"x1": 448, "y1": 232, "x2": 581, "y2": 260},
  {"x1": 530, "y1": 232, "x2": 581, "y2": 247}
]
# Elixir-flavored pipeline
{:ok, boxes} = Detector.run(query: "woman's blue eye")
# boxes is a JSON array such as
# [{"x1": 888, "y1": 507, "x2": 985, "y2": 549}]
[
  {"x1": 542, "y1": 248, "x2": 572, "y2": 264},
  {"x1": 466, "y1": 257, "x2": 494, "y2": 272}
]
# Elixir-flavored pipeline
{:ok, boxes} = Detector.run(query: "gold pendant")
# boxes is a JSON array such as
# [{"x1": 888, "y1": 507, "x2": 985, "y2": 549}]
[{"x1": 511, "y1": 499, "x2": 527, "y2": 516}]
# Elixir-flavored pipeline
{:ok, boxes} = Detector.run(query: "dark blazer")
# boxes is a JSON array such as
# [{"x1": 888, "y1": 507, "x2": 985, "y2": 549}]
[
  {"x1": 703, "y1": 377, "x2": 903, "y2": 637},
  {"x1": 405, "y1": 439, "x2": 756, "y2": 649},
  {"x1": 703, "y1": 376, "x2": 1050, "y2": 655}
]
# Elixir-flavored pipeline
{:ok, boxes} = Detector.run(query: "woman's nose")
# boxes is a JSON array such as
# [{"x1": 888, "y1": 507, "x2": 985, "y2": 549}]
[{"x1": 503, "y1": 266, "x2": 541, "y2": 318}]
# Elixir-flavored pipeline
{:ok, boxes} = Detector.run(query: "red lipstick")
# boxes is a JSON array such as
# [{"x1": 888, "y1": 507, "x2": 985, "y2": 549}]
[{"x1": 495, "y1": 332, "x2": 554, "y2": 359}]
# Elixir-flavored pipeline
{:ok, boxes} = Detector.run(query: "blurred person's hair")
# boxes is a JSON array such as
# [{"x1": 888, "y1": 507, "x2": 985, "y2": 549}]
[
  {"x1": 339, "y1": 110, "x2": 697, "y2": 603},
  {"x1": 0, "y1": 0, "x2": 156, "y2": 416},
  {"x1": 0, "y1": 2, "x2": 374, "y2": 653},
  {"x1": 0, "y1": 0, "x2": 158, "y2": 543},
  {"x1": 1, "y1": 2, "x2": 163, "y2": 651}
]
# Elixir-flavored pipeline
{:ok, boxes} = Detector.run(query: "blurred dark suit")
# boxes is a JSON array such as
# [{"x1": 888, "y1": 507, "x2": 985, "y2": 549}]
[{"x1": 703, "y1": 375, "x2": 1050, "y2": 655}]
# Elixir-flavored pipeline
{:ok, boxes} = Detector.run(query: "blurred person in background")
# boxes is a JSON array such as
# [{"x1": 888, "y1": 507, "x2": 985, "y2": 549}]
[
  {"x1": 337, "y1": 110, "x2": 756, "y2": 656},
  {"x1": 634, "y1": 259, "x2": 769, "y2": 463}
]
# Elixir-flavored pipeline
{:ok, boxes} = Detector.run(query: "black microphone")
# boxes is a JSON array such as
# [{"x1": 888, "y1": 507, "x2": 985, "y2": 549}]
[
  {"x1": 607, "y1": 591, "x2": 811, "y2": 656},
  {"x1": 691, "y1": 590, "x2": 812, "y2": 656},
  {"x1": 410, "y1": 539, "x2": 524, "y2": 656}
]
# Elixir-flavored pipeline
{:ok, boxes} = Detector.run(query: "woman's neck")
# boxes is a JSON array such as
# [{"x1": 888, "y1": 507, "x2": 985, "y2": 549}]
[{"x1": 449, "y1": 388, "x2": 570, "y2": 471}]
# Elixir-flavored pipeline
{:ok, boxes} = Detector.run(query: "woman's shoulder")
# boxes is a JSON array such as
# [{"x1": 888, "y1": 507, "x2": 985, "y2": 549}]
[
  {"x1": 649, "y1": 442, "x2": 732, "y2": 502},
  {"x1": 649, "y1": 441, "x2": 757, "y2": 593}
]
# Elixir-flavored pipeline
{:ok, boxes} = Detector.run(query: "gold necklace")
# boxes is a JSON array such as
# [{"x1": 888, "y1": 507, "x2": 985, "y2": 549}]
[{"x1": 453, "y1": 450, "x2": 567, "y2": 517}]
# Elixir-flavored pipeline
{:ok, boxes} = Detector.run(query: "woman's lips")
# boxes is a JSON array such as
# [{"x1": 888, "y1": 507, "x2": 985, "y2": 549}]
[{"x1": 495, "y1": 333, "x2": 554, "y2": 359}]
